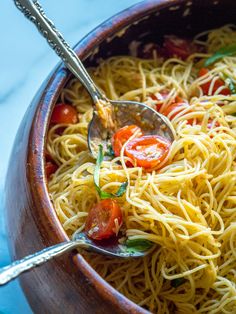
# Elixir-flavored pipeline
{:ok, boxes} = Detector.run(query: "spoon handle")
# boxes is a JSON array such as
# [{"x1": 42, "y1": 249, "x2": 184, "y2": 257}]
[
  {"x1": 13, "y1": 0, "x2": 106, "y2": 103},
  {"x1": 0, "y1": 241, "x2": 84, "y2": 285}
]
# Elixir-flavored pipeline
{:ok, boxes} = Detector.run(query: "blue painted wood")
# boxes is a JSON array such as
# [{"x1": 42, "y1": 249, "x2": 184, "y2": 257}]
[{"x1": 0, "y1": 1, "x2": 138, "y2": 312}]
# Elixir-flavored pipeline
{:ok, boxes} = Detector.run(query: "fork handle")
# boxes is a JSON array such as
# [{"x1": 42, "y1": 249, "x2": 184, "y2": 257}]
[
  {"x1": 0, "y1": 241, "x2": 83, "y2": 285},
  {"x1": 13, "y1": 0, "x2": 106, "y2": 103}
]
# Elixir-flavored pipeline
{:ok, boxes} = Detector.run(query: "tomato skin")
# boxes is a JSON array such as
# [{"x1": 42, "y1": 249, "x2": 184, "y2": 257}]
[
  {"x1": 150, "y1": 91, "x2": 169, "y2": 111},
  {"x1": 45, "y1": 161, "x2": 58, "y2": 178},
  {"x1": 85, "y1": 199, "x2": 122, "y2": 240},
  {"x1": 161, "y1": 98, "x2": 189, "y2": 120},
  {"x1": 152, "y1": 93, "x2": 191, "y2": 122},
  {"x1": 199, "y1": 68, "x2": 230, "y2": 96},
  {"x1": 163, "y1": 36, "x2": 194, "y2": 60},
  {"x1": 112, "y1": 125, "x2": 142, "y2": 157},
  {"x1": 124, "y1": 135, "x2": 171, "y2": 170},
  {"x1": 50, "y1": 103, "x2": 78, "y2": 124}
]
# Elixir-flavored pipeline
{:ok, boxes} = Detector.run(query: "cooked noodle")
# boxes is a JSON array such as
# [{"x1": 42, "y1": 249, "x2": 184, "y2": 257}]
[{"x1": 47, "y1": 25, "x2": 236, "y2": 313}]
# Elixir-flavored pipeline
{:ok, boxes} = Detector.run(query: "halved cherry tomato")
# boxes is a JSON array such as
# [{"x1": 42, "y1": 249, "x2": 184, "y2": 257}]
[
  {"x1": 45, "y1": 161, "x2": 58, "y2": 178},
  {"x1": 112, "y1": 125, "x2": 142, "y2": 157},
  {"x1": 85, "y1": 199, "x2": 122, "y2": 240},
  {"x1": 50, "y1": 103, "x2": 78, "y2": 124},
  {"x1": 163, "y1": 36, "x2": 195, "y2": 60},
  {"x1": 150, "y1": 91, "x2": 169, "y2": 111},
  {"x1": 161, "y1": 97, "x2": 189, "y2": 120},
  {"x1": 124, "y1": 135, "x2": 171, "y2": 170},
  {"x1": 199, "y1": 68, "x2": 230, "y2": 96},
  {"x1": 152, "y1": 93, "x2": 191, "y2": 122}
]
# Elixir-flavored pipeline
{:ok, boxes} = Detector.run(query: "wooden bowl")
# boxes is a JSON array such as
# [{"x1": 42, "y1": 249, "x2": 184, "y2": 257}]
[{"x1": 5, "y1": 0, "x2": 236, "y2": 313}]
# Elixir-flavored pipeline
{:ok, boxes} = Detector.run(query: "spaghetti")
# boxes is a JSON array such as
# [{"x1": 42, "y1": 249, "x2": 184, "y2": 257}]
[{"x1": 47, "y1": 25, "x2": 236, "y2": 313}]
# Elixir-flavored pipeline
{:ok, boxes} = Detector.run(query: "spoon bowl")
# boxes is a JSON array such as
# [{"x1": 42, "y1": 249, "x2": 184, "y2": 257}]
[
  {"x1": 88, "y1": 100, "x2": 174, "y2": 157},
  {"x1": 74, "y1": 231, "x2": 152, "y2": 258},
  {"x1": 0, "y1": 231, "x2": 151, "y2": 286}
]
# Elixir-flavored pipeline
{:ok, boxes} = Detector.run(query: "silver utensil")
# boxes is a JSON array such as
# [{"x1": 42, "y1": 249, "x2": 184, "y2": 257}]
[
  {"x1": 14, "y1": 0, "x2": 174, "y2": 157},
  {"x1": 0, "y1": 231, "x2": 151, "y2": 285}
]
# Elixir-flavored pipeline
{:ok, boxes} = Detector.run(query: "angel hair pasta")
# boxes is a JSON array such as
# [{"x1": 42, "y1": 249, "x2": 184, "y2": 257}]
[{"x1": 46, "y1": 25, "x2": 236, "y2": 313}]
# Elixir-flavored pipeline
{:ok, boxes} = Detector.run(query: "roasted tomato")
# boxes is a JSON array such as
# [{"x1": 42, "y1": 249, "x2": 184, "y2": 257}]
[
  {"x1": 163, "y1": 36, "x2": 195, "y2": 60},
  {"x1": 50, "y1": 103, "x2": 78, "y2": 124},
  {"x1": 198, "y1": 68, "x2": 230, "y2": 96},
  {"x1": 112, "y1": 125, "x2": 142, "y2": 157},
  {"x1": 85, "y1": 199, "x2": 122, "y2": 240},
  {"x1": 124, "y1": 135, "x2": 171, "y2": 170}
]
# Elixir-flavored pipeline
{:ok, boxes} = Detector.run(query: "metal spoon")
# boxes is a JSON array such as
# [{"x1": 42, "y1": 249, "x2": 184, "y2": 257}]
[
  {"x1": 0, "y1": 231, "x2": 151, "y2": 285},
  {"x1": 14, "y1": 0, "x2": 174, "y2": 157}
]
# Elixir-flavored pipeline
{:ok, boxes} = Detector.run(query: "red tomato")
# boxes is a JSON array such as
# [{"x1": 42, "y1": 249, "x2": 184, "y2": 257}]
[
  {"x1": 154, "y1": 95, "x2": 191, "y2": 122},
  {"x1": 198, "y1": 68, "x2": 230, "y2": 96},
  {"x1": 45, "y1": 161, "x2": 58, "y2": 178},
  {"x1": 124, "y1": 135, "x2": 171, "y2": 170},
  {"x1": 161, "y1": 97, "x2": 189, "y2": 120},
  {"x1": 150, "y1": 91, "x2": 170, "y2": 111},
  {"x1": 163, "y1": 36, "x2": 194, "y2": 60},
  {"x1": 85, "y1": 199, "x2": 122, "y2": 240},
  {"x1": 112, "y1": 125, "x2": 142, "y2": 157},
  {"x1": 50, "y1": 103, "x2": 78, "y2": 124}
]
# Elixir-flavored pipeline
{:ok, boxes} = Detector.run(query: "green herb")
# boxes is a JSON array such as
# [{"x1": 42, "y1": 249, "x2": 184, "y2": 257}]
[
  {"x1": 171, "y1": 278, "x2": 186, "y2": 288},
  {"x1": 94, "y1": 145, "x2": 127, "y2": 199},
  {"x1": 231, "y1": 113, "x2": 236, "y2": 117},
  {"x1": 126, "y1": 238, "x2": 153, "y2": 253},
  {"x1": 105, "y1": 144, "x2": 115, "y2": 157},
  {"x1": 226, "y1": 78, "x2": 236, "y2": 94},
  {"x1": 204, "y1": 44, "x2": 236, "y2": 67}
]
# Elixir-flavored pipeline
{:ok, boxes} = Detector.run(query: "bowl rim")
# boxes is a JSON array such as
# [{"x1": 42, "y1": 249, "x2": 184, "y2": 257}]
[{"x1": 28, "y1": 0, "x2": 188, "y2": 312}]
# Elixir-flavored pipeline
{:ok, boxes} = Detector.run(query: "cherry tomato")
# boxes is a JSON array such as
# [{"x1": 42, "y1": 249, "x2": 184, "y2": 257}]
[
  {"x1": 50, "y1": 103, "x2": 78, "y2": 124},
  {"x1": 45, "y1": 161, "x2": 58, "y2": 178},
  {"x1": 124, "y1": 135, "x2": 171, "y2": 170},
  {"x1": 163, "y1": 36, "x2": 194, "y2": 60},
  {"x1": 112, "y1": 125, "x2": 142, "y2": 157},
  {"x1": 150, "y1": 91, "x2": 169, "y2": 111},
  {"x1": 85, "y1": 199, "x2": 122, "y2": 240},
  {"x1": 199, "y1": 68, "x2": 230, "y2": 96},
  {"x1": 152, "y1": 94, "x2": 191, "y2": 122},
  {"x1": 161, "y1": 97, "x2": 189, "y2": 120}
]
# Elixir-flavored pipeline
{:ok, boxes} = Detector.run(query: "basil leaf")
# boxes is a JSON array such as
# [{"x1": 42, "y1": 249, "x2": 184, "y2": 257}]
[
  {"x1": 105, "y1": 144, "x2": 115, "y2": 157},
  {"x1": 204, "y1": 44, "x2": 236, "y2": 67},
  {"x1": 171, "y1": 278, "x2": 186, "y2": 288},
  {"x1": 126, "y1": 239, "x2": 153, "y2": 253},
  {"x1": 94, "y1": 145, "x2": 127, "y2": 199},
  {"x1": 114, "y1": 181, "x2": 128, "y2": 197},
  {"x1": 227, "y1": 78, "x2": 236, "y2": 94},
  {"x1": 231, "y1": 113, "x2": 236, "y2": 117}
]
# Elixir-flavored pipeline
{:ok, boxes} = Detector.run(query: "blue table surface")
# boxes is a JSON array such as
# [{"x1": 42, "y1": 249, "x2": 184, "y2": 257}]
[{"x1": 0, "y1": 1, "x2": 139, "y2": 312}]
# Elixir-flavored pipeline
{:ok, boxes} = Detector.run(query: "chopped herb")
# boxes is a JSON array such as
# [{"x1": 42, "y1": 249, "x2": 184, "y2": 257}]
[
  {"x1": 204, "y1": 44, "x2": 236, "y2": 67},
  {"x1": 226, "y1": 78, "x2": 236, "y2": 94},
  {"x1": 126, "y1": 238, "x2": 153, "y2": 253},
  {"x1": 105, "y1": 144, "x2": 115, "y2": 157},
  {"x1": 171, "y1": 278, "x2": 186, "y2": 288},
  {"x1": 94, "y1": 145, "x2": 127, "y2": 199}
]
